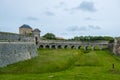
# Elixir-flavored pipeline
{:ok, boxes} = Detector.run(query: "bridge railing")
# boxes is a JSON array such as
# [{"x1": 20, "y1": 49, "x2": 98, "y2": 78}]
[{"x1": 39, "y1": 40, "x2": 109, "y2": 45}]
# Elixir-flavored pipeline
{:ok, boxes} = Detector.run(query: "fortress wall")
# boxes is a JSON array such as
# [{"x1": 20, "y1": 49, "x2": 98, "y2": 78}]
[
  {"x1": 0, "y1": 42, "x2": 37, "y2": 67},
  {"x1": 0, "y1": 33, "x2": 34, "y2": 42},
  {"x1": 112, "y1": 39, "x2": 120, "y2": 55}
]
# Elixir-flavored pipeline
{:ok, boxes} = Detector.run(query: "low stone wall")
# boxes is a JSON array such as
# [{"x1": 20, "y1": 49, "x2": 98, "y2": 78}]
[{"x1": 0, "y1": 42, "x2": 37, "y2": 67}]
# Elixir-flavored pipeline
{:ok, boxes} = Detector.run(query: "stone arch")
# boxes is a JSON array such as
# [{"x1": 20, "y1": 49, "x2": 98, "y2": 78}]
[
  {"x1": 58, "y1": 45, "x2": 62, "y2": 49},
  {"x1": 101, "y1": 44, "x2": 109, "y2": 50},
  {"x1": 80, "y1": 45, "x2": 84, "y2": 50},
  {"x1": 64, "y1": 45, "x2": 68, "y2": 49},
  {"x1": 71, "y1": 45, "x2": 75, "y2": 49},
  {"x1": 86, "y1": 45, "x2": 92, "y2": 50},
  {"x1": 51, "y1": 45, "x2": 56, "y2": 49},
  {"x1": 45, "y1": 45, "x2": 50, "y2": 48},
  {"x1": 94, "y1": 45, "x2": 100, "y2": 50},
  {"x1": 99, "y1": 45, "x2": 104, "y2": 50},
  {"x1": 78, "y1": 46, "x2": 81, "y2": 49},
  {"x1": 39, "y1": 45, "x2": 44, "y2": 48}
]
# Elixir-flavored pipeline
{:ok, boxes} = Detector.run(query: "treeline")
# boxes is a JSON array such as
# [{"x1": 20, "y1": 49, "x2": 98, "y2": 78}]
[
  {"x1": 42, "y1": 33, "x2": 114, "y2": 42},
  {"x1": 69, "y1": 36, "x2": 114, "y2": 42},
  {"x1": 42, "y1": 33, "x2": 64, "y2": 40}
]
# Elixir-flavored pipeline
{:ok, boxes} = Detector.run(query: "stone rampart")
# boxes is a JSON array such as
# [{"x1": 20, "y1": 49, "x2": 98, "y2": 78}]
[
  {"x1": 0, "y1": 42, "x2": 37, "y2": 67},
  {"x1": 0, "y1": 32, "x2": 34, "y2": 42},
  {"x1": 112, "y1": 39, "x2": 120, "y2": 55}
]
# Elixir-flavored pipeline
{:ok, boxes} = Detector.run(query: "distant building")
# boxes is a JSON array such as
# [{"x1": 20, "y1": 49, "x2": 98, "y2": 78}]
[
  {"x1": 19, "y1": 24, "x2": 32, "y2": 35},
  {"x1": 19, "y1": 24, "x2": 41, "y2": 44}
]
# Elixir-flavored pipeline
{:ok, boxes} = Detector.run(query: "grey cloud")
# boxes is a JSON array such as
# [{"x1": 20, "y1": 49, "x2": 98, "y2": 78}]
[
  {"x1": 54, "y1": 2, "x2": 65, "y2": 9},
  {"x1": 25, "y1": 17, "x2": 39, "y2": 21},
  {"x1": 74, "y1": 1, "x2": 96, "y2": 12},
  {"x1": 88, "y1": 25, "x2": 101, "y2": 30},
  {"x1": 59, "y1": 2, "x2": 64, "y2": 5},
  {"x1": 67, "y1": 25, "x2": 101, "y2": 32},
  {"x1": 44, "y1": 11, "x2": 55, "y2": 16},
  {"x1": 60, "y1": 32, "x2": 68, "y2": 35},
  {"x1": 67, "y1": 26, "x2": 87, "y2": 31},
  {"x1": 85, "y1": 17, "x2": 93, "y2": 20}
]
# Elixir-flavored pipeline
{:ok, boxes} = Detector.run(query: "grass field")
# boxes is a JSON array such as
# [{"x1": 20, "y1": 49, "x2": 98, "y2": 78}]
[{"x1": 0, "y1": 49, "x2": 120, "y2": 80}]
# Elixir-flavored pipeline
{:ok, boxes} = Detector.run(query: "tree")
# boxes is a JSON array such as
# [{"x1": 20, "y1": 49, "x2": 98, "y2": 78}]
[{"x1": 42, "y1": 33, "x2": 56, "y2": 40}]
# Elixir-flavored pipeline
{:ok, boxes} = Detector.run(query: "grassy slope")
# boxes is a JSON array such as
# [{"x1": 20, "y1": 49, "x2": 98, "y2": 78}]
[{"x1": 0, "y1": 49, "x2": 120, "y2": 80}]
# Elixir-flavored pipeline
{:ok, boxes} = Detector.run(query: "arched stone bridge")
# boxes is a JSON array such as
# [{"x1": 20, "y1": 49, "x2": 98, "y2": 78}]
[{"x1": 38, "y1": 40, "x2": 109, "y2": 50}]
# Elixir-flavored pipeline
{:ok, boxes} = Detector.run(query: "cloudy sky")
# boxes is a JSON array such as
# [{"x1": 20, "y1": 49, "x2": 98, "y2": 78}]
[{"x1": 0, "y1": 0, "x2": 120, "y2": 38}]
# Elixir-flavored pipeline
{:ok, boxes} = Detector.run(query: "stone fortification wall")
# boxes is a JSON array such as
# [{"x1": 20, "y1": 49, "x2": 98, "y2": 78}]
[
  {"x1": 112, "y1": 39, "x2": 120, "y2": 55},
  {"x1": 0, "y1": 42, "x2": 37, "y2": 67},
  {"x1": 0, "y1": 32, "x2": 34, "y2": 42}
]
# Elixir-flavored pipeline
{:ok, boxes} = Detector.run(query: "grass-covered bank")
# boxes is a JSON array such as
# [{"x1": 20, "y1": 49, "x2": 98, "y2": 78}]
[
  {"x1": 0, "y1": 49, "x2": 82, "y2": 74},
  {"x1": 0, "y1": 49, "x2": 120, "y2": 80}
]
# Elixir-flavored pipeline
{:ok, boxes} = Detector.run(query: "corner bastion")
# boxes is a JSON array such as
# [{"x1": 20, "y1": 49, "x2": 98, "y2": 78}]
[
  {"x1": 0, "y1": 42, "x2": 37, "y2": 67},
  {"x1": 0, "y1": 26, "x2": 39, "y2": 67}
]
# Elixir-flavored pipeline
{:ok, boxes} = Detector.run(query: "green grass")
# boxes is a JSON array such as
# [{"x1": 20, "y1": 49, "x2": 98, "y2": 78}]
[
  {"x1": 0, "y1": 49, "x2": 120, "y2": 80},
  {"x1": 0, "y1": 49, "x2": 80, "y2": 74}
]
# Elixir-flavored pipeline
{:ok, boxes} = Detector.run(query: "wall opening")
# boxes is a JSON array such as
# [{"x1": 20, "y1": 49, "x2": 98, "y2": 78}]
[
  {"x1": 39, "y1": 45, "x2": 44, "y2": 48},
  {"x1": 71, "y1": 46, "x2": 75, "y2": 49},
  {"x1": 78, "y1": 46, "x2": 81, "y2": 49},
  {"x1": 45, "y1": 45, "x2": 50, "y2": 48},
  {"x1": 64, "y1": 45, "x2": 68, "y2": 49},
  {"x1": 94, "y1": 45, "x2": 100, "y2": 50},
  {"x1": 35, "y1": 37, "x2": 38, "y2": 45},
  {"x1": 58, "y1": 45, "x2": 62, "y2": 49},
  {"x1": 86, "y1": 46, "x2": 92, "y2": 50},
  {"x1": 51, "y1": 45, "x2": 56, "y2": 49}
]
